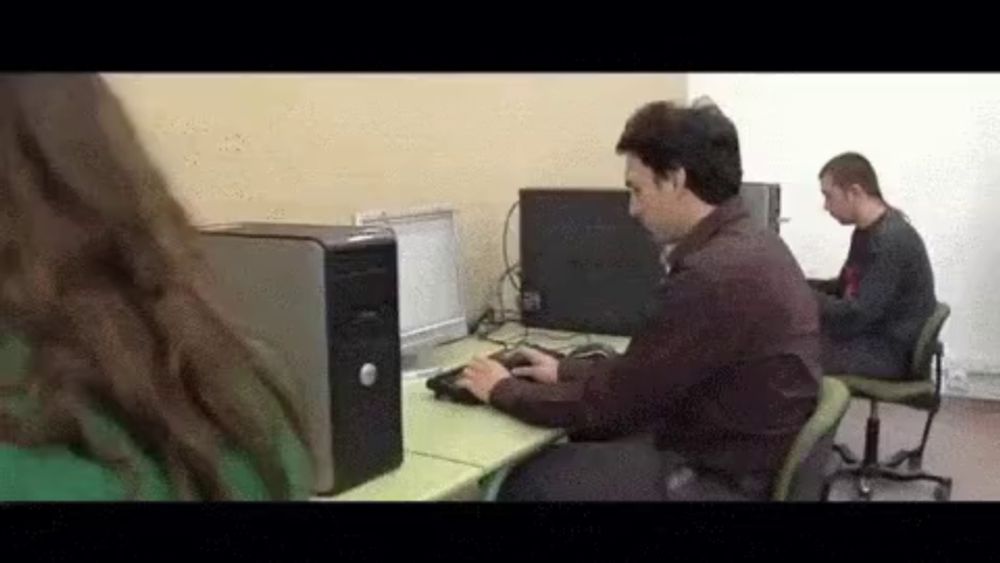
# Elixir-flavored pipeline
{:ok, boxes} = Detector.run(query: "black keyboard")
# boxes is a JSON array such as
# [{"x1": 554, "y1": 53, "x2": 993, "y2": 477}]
[{"x1": 425, "y1": 345, "x2": 565, "y2": 405}]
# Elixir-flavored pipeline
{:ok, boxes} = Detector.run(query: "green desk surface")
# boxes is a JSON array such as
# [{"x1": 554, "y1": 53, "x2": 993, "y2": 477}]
[
  {"x1": 313, "y1": 452, "x2": 482, "y2": 502},
  {"x1": 404, "y1": 378, "x2": 564, "y2": 472},
  {"x1": 402, "y1": 323, "x2": 630, "y2": 473},
  {"x1": 418, "y1": 322, "x2": 630, "y2": 373}
]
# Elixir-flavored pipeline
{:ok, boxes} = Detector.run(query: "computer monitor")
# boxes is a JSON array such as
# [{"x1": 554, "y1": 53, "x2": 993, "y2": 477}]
[
  {"x1": 355, "y1": 205, "x2": 468, "y2": 371},
  {"x1": 740, "y1": 182, "x2": 782, "y2": 233},
  {"x1": 519, "y1": 188, "x2": 664, "y2": 336}
]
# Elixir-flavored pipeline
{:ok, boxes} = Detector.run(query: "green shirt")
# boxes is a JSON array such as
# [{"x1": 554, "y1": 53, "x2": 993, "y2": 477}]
[{"x1": 0, "y1": 332, "x2": 312, "y2": 501}]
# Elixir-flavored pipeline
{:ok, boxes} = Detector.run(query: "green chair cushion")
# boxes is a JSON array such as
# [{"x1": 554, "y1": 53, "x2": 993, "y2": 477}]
[{"x1": 830, "y1": 303, "x2": 949, "y2": 412}]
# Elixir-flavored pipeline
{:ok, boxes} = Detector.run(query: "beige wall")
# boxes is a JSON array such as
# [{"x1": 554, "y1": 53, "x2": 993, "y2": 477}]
[{"x1": 106, "y1": 73, "x2": 687, "y2": 320}]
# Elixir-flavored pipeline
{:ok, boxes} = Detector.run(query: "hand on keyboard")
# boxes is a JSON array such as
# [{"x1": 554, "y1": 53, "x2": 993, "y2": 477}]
[
  {"x1": 455, "y1": 356, "x2": 512, "y2": 403},
  {"x1": 503, "y1": 347, "x2": 560, "y2": 384},
  {"x1": 425, "y1": 345, "x2": 564, "y2": 405}
]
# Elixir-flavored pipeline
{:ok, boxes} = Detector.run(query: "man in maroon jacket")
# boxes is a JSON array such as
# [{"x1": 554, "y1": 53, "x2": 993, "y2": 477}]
[{"x1": 459, "y1": 99, "x2": 821, "y2": 501}]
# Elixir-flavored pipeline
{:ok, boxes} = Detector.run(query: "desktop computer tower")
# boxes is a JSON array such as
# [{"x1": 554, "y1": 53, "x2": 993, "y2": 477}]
[{"x1": 199, "y1": 223, "x2": 403, "y2": 495}]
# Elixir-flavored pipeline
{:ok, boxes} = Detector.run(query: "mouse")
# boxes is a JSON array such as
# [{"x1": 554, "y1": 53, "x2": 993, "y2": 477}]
[{"x1": 567, "y1": 342, "x2": 618, "y2": 360}]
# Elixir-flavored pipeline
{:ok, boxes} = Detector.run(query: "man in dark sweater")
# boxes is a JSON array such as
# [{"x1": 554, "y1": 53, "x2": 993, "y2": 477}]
[
  {"x1": 811, "y1": 152, "x2": 936, "y2": 380},
  {"x1": 457, "y1": 100, "x2": 821, "y2": 501}
]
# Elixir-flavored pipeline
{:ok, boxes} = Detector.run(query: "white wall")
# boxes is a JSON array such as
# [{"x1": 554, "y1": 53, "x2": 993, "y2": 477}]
[{"x1": 688, "y1": 73, "x2": 1000, "y2": 372}]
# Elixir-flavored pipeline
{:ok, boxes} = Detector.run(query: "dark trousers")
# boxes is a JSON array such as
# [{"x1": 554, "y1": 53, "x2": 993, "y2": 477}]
[
  {"x1": 821, "y1": 333, "x2": 907, "y2": 380},
  {"x1": 497, "y1": 436, "x2": 766, "y2": 502}
]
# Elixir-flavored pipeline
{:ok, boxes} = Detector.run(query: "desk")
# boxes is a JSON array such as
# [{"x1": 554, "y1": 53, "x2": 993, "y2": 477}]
[
  {"x1": 475, "y1": 322, "x2": 631, "y2": 356},
  {"x1": 404, "y1": 377, "x2": 565, "y2": 472},
  {"x1": 403, "y1": 323, "x2": 630, "y2": 472},
  {"x1": 403, "y1": 330, "x2": 561, "y2": 472},
  {"x1": 313, "y1": 451, "x2": 482, "y2": 502},
  {"x1": 318, "y1": 322, "x2": 630, "y2": 501}
]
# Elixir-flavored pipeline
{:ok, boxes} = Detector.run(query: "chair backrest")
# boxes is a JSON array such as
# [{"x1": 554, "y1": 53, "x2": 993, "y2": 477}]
[
  {"x1": 908, "y1": 302, "x2": 951, "y2": 382},
  {"x1": 772, "y1": 377, "x2": 851, "y2": 501}
]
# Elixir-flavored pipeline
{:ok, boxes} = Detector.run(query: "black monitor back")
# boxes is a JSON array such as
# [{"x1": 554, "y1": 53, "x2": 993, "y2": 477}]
[{"x1": 519, "y1": 188, "x2": 663, "y2": 336}]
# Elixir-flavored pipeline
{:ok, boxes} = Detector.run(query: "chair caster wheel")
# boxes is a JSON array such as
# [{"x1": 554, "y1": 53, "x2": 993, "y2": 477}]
[{"x1": 858, "y1": 479, "x2": 874, "y2": 501}]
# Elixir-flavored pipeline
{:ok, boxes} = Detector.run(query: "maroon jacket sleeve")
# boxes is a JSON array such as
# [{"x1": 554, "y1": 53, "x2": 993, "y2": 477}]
[
  {"x1": 556, "y1": 357, "x2": 607, "y2": 383},
  {"x1": 489, "y1": 268, "x2": 747, "y2": 438}
]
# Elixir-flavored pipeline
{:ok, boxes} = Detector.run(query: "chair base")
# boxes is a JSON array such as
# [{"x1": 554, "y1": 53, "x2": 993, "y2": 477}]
[
  {"x1": 824, "y1": 444, "x2": 953, "y2": 501},
  {"x1": 834, "y1": 443, "x2": 928, "y2": 471}
]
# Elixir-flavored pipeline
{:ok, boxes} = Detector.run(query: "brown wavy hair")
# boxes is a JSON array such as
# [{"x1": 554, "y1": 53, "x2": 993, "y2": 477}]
[{"x1": 0, "y1": 74, "x2": 310, "y2": 500}]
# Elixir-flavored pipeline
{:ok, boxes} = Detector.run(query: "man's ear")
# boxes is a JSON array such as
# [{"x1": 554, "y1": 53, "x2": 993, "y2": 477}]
[
  {"x1": 846, "y1": 183, "x2": 866, "y2": 198},
  {"x1": 656, "y1": 168, "x2": 687, "y2": 192},
  {"x1": 674, "y1": 168, "x2": 688, "y2": 192}
]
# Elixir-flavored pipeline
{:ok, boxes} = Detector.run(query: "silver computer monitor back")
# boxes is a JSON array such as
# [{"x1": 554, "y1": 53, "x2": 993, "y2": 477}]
[{"x1": 354, "y1": 205, "x2": 468, "y2": 360}]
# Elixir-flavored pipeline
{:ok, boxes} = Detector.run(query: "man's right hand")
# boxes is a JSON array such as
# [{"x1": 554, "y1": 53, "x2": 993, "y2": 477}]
[{"x1": 509, "y1": 347, "x2": 560, "y2": 384}]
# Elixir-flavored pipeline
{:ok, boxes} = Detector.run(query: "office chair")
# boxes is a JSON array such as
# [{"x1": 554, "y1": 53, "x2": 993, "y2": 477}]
[
  {"x1": 773, "y1": 376, "x2": 851, "y2": 501},
  {"x1": 824, "y1": 302, "x2": 953, "y2": 501},
  {"x1": 480, "y1": 465, "x2": 513, "y2": 502},
  {"x1": 480, "y1": 377, "x2": 851, "y2": 502}
]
